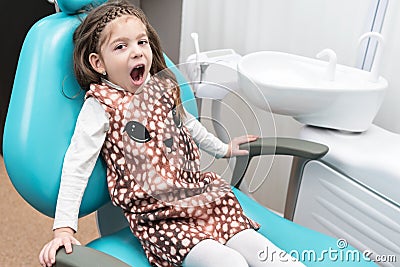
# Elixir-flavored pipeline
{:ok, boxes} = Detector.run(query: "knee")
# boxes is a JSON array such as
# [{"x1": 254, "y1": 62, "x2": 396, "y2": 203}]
[
  {"x1": 217, "y1": 247, "x2": 248, "y2": 267},
  {"x1": 183, "y1": 239, "x2": 248, "y2": 267}
]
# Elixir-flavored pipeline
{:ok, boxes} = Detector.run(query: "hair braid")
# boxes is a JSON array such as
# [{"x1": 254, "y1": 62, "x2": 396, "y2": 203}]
[{"x1": 91, "y1": 5, "x2": 134, "y2": 52}]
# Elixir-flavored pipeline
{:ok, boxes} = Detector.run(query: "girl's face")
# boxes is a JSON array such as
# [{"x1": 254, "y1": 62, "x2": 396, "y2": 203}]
[{"x1": 89, "y1": 15, "x2": 153, "y2": 93}]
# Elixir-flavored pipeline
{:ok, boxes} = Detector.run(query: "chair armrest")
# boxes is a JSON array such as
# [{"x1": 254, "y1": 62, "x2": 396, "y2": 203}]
[
  {"x1": 231, "y1": 137, "x2": 328, "y2": 220},
  {"x1": 55, "y1": 244, "x2": 130, "y2": 267},
  {"x1": 231, "y1": 137, "x2": 328, "y2": 188}
]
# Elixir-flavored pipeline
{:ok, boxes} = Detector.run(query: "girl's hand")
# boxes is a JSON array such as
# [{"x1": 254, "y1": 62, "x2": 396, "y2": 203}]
[
  {"x1": 39, "y1": 227, "x2": 81, "y2": 267},
  {"x1": 224, "y1": 135, "x2": 258, "y2": 158}
]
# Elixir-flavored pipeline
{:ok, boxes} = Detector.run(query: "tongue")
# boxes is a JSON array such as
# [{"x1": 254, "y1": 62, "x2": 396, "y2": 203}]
[{"x1": 132, "y1": 68, "x2": 141, "y2": 81}]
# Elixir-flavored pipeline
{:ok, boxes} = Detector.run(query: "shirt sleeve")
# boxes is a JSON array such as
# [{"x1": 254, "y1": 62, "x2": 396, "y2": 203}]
[
  {"x1": 183, "y1": 108, "x2": 229, "y2": 159},
  {"x1": 53, "y1": 97, "x2": 109, "y2": 232}
]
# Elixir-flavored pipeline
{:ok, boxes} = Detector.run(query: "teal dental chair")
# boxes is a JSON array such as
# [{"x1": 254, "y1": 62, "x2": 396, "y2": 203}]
[{"x1": 3, "y1": 0, "x2": 376, "y2": 266}]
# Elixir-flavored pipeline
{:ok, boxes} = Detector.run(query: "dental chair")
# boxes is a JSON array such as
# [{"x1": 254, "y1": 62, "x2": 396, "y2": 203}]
[{"x1": 2, "y1": 0, "x2": 375, "y2": 266}]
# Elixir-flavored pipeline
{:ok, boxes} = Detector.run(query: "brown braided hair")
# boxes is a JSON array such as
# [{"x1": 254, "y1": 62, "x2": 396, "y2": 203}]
[{"x1": 73, "y1": 0, "x2": 184, "y2": 116}]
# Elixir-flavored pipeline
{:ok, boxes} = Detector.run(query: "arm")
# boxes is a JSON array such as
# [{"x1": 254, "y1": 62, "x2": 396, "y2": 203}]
[
  {"x1": 183, "y1": 109, "x2": 257, "y2": 158},
  {"x1": 39, "y1": 97, "x2": 109, "y2": 267},
  {"x1": 53, "y1": 97, "x2": 109, "y2": 232},
  {"x1": 183, "y1": 110, "x2": 229, "y2": 158}
]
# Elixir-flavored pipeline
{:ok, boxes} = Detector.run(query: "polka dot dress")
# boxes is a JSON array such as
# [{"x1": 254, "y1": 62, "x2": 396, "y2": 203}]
[{"x1": 86, "y1": 76, "x2": 259, "y2": 267}]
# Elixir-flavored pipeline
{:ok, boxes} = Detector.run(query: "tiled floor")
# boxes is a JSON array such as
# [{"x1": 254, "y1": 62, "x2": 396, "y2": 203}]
[{"x1": 0, "y1": 156, "x2": 99, "y2": 266}]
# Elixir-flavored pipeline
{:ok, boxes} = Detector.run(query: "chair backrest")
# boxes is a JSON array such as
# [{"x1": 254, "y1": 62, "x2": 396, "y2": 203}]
[{"x1": 3, "y1": 0, "x2": 197, "y2": 219}]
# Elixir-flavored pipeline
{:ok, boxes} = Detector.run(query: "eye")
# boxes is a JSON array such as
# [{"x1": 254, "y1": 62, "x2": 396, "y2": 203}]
[
  {"x1": 138, "y1": 39, "x2": 149, "y2": 46},
  {"x1": 124, "y1": 121, "x2": 151, "y2": 143},
  {"x1": 115, "y1": 43, "x2": 126, "y2": 50},
  {"x1": 172, "y1": 106, "x2": 182, "y2": 128}
]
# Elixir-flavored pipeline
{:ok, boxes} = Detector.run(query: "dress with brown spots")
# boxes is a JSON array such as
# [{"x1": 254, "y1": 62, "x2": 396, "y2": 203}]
[{"x1": 86, "y1": 76, "x2": 259, "y2": 267}]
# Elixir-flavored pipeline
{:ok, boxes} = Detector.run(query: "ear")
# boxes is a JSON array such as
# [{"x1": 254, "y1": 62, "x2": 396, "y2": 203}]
[{"x1": 89, "y1": 52, "x2": 105, "y2": 75}]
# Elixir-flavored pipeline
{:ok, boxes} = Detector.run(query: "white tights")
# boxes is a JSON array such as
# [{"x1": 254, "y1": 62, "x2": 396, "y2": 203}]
[{"x1": 182, "y1": 229, "x2": 306, "y2": 267}]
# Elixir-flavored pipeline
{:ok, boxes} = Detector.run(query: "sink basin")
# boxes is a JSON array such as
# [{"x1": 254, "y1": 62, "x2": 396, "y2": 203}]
[{"x1": 237, "y1": 51, "x2": 388, "y2": 132}]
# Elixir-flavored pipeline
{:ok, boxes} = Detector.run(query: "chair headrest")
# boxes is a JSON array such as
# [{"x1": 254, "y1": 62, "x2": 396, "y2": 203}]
[{"x1": 57, "y1": 0, "x2": 107, "y2": 14}]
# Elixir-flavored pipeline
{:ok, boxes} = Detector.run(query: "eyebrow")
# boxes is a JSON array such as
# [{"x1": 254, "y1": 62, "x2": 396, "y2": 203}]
[
  {"x1": 109, "y1": 32, "x2": 148, "y2": 45},
  {"x1": 136, "y1": 32, "x2": 148, "y2": 39}
]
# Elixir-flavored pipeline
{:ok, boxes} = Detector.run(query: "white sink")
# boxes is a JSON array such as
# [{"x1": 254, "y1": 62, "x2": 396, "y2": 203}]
[{"x1": 237, "y1": 51, "x2": 388, "y2": 132}]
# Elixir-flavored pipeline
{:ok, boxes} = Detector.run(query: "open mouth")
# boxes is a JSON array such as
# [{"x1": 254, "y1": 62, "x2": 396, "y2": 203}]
[{"x1": 130, "y1": 64, "x2": 145, "y2": 85}]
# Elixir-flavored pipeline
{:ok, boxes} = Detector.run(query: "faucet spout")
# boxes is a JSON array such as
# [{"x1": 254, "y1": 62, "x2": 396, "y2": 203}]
[
  {"x1": 359, "y1": 32, "x2": 384, "y2": 83},
  {"x1": 316, "y1": 48, "x2": 337, "y2": 81}
]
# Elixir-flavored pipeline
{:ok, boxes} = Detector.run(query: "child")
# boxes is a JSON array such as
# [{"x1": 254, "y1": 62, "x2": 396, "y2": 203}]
[{"x1": 39, "y1": 1, "x2": 304, "y2": 266}]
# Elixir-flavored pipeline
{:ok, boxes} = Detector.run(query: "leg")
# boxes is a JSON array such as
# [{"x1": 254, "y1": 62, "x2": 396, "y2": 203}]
[
  {"x1": 182, "y1": 239, "x2": 249, "y2": 267},
  {"x1": 226, "y1": 229, "x2": 306, "y2": 266}
]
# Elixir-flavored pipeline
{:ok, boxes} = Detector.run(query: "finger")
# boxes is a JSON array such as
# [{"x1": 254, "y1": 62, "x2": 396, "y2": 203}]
[
  {"x1": 234, "y1": 136, "x2": 255, "y2": 145},
  {"x1": 39, "y1": 245, "x2": 47, "y2": 266},
  {"x1": 63, "y1": 238, "x2": 73, "y2": 254},
  {"x1": 71, "y1": 237, "x2": 82, "y2": 246},
  {"x1": 240, "y1": 135, "x2": 258, "y2": 142},
  {"x1": 243, "y1": 135, "x2": 258, "y2": 142},
  {"x1": 233, "y1": 150, "x2": 250, "y2": 156},
  {"x1": 42, "y1": 242, "x2": 53, "y2": 266},
  {"x1": 47, "y1": 239, "x2": 62, "y2": 266},
  {"x1": 246, "y1": 138, "x2": 257, "y2": 144}
]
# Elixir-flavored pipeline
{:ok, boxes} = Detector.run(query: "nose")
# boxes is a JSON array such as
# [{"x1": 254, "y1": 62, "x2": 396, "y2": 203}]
[
  {"x1": 130, "y1": 44, "x2": 143, "y2": 58},
  {"x1": 163, "y1": 137, "x2": 173, "y2": 148}
]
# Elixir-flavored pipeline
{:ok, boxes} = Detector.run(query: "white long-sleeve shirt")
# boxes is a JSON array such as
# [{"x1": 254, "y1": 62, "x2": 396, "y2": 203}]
[{"x1": 54, "y1": 97, "x2": 228, "y2": 231}]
